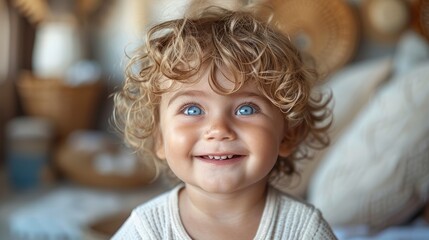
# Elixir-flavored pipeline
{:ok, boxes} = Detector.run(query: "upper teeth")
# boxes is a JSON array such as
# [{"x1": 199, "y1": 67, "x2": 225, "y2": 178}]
[{"x1": 208, "y1": 155, "x2": 234, "y2": 160}]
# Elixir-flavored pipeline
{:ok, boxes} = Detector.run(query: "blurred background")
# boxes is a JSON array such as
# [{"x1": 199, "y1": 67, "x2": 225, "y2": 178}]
[{"x1": 0, "y1": 0, "x2": 428, "y2": 239}]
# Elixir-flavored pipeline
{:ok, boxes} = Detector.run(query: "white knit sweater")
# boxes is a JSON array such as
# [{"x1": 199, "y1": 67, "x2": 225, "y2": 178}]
[{"x1": 112, "y1": 185, "x2": 337, "y2": 239}]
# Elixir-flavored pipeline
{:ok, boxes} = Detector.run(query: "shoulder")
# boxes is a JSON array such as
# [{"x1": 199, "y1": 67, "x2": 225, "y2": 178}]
[
  {"x1": 267, "y1": 186, "x2": 338, "y2": 239},
  {"x1": 132, "y1": 188, "x2": 172, "y2": 220},
  {"x1": 271, "y1": 187, "x2": 317, "y2": 214},
  {"x1": 112, "y1": 185, "x2": 182, "y2": 239}
]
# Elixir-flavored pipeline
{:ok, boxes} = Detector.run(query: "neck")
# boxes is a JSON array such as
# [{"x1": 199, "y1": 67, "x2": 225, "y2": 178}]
[
  {"x1": 178, "y1": 181, "x2": 269, "y2": 239},
  {"x1": 183, "y1": 182, "x2": 268, "y2": 219},
  {"x1": 179, "y1": 180, "x2": 267, "y2": 239}
]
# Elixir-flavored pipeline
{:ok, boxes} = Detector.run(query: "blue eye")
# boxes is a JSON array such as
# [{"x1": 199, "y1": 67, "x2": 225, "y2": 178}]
[
  {"x1": 236, "y1": 104, "x2": 256, "y2": 115},
  {"x1": 183, "y1": 105, "x2": 204, "y2": 115}
]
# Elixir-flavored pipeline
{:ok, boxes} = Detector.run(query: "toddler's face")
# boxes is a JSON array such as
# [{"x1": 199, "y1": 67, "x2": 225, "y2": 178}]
[{"x1": 155, "y1": 68, "x2": 292, "y2": 193}]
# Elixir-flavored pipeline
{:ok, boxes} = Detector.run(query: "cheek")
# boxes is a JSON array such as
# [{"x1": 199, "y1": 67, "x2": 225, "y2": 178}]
[
  {"x1": 243, "y1": 124, "x2": 283, "y2": 159},
  {"x1": 162, "y1": 124, "x2": 199, "y2": 156}
]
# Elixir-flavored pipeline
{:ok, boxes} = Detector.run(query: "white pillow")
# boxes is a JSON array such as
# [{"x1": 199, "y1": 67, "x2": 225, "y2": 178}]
[
  {"x1": 324, "y1": 58, "x2": 392, "y2": 140},
  {"x1": 308, "y1": 62, "x2": 429, "y2": 231},
  {"x1": 393, "y1": 31, "x2": 429, "y2": 77},
  {"x1": 283, "y1": 58, "x2": 392, "y2": 197}
]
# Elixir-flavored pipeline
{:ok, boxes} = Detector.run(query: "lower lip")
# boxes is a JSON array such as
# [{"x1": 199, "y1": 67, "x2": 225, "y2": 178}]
[{"x1": 197, "y1": 156, "x2": 245, "y2": 165}]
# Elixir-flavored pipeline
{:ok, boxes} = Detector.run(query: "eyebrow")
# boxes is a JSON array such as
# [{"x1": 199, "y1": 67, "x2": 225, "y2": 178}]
[
  {"x1": 167, "y1": 89, "x2": 268, "y2": 107},
  {"x1": 167, "y1": 90, "x2": 206, "y2": 107}
]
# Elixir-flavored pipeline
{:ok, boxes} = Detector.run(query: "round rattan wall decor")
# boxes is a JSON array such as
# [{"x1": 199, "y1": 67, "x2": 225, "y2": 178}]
[
  {"x1": 269, "y1": 0, "x2": 359, "y2": 77},
  {"x1": 413, "y1": 0, "x2": 429, "y2": 42}
]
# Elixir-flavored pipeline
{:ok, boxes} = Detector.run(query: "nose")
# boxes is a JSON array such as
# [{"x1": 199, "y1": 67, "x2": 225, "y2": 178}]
[{"x1": 203, "y1": 117, "x2": 236, "y2": 141}]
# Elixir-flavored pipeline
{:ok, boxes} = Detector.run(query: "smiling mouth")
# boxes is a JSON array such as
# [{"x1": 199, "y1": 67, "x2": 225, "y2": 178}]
[{"x1": 199, "y1": 155, "x2": 243, "y2": 160}]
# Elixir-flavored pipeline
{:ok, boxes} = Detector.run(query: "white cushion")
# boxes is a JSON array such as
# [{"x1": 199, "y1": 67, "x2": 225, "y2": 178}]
[
  {"x1": 393, "y1": 31, "x2": 429, "y2": 77},
  {"x1": 281, "y1": 58, "x2": 392, "y2": 197},
  {"x1": 283, "y1": 58, "x2": 392, "y2": 197},
  {"x1": 308, "y1": 62, "x2": 429, "y2": 231},
  {"x1": 325, "y1": 58, "x2": 392, "y2": 140}
]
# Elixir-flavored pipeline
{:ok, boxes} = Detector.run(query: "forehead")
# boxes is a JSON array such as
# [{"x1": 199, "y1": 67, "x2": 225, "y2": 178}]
[
  {"x1": 159, "y1": 65, "x2": 257, "y2": 93},
  {"x1": 159, "y1": 77, "x2": 265, "y2": 112}
]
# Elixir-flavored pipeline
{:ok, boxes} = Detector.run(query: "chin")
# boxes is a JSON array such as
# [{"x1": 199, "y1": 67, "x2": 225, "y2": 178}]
[{"x1": 192, "y1": 180, "x2": 243, "y2": 194}]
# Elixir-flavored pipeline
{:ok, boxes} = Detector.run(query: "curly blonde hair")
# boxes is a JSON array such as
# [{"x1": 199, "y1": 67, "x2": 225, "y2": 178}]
[{"x1": 113, "y1": 5, "x2": 331, "y2": 184}]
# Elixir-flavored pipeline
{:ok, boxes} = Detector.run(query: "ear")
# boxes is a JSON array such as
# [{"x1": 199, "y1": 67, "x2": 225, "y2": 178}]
[
  {"x1": 279, "y1": 138, "x2": 295, "y2": 157},
  {"x1": 279, "y1": 142, "x2": 294, "y2": 157},
  {"x1": 278, "y1": 123, "x2": 304, "y2": 157},
  {"x1": 155, "y1": 142, "x2": 165, "y2": 159},
  {"x1": 153, "y1": 129, "x2": 166, "y2": 160}
]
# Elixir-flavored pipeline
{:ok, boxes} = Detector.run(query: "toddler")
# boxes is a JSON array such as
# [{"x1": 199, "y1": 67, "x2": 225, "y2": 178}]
[{"x1": 112, "y1": 4, "x2": 336, "y2": 240}]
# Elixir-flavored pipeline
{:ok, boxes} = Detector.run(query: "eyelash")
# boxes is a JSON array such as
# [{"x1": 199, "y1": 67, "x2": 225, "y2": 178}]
[
  {"x1": 179, "y1": 102, "x2": 203, "y2": 114},
  {"x1": 237, "y1": 102, "x2": 260, "y2": 114}
]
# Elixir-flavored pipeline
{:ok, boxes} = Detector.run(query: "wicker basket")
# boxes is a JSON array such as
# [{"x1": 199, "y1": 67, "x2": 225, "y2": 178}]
[
  {"x1": 270, "y1": 0, "x2": 359, "y2": 77},
  {"x1": 55, "y1": 143, "x2": 156, "y2": 189},
  {"x1": 16, "y1": 71, "x2": 103, "y2": 138},
  {"x1": 412, "y1": 0, "x2": 429, "y2": 42}
]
